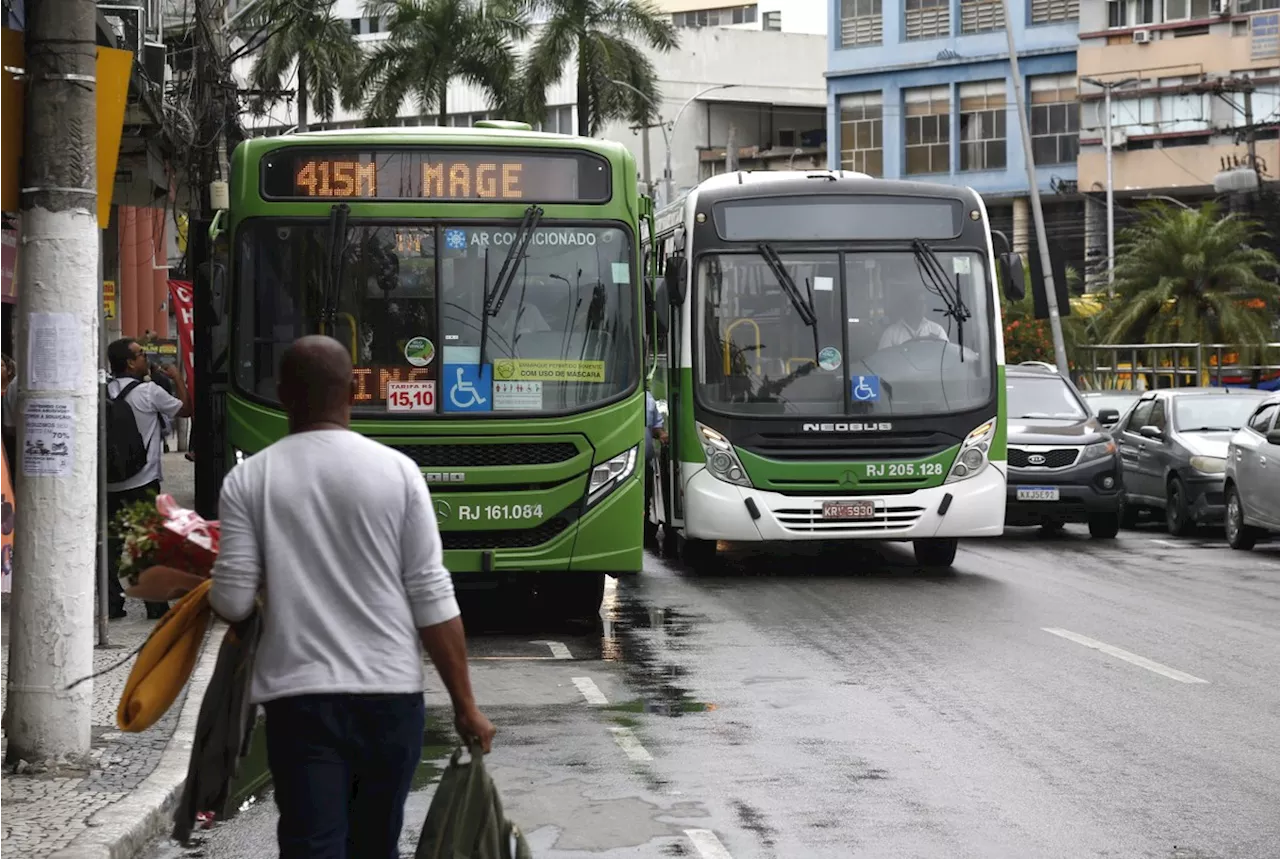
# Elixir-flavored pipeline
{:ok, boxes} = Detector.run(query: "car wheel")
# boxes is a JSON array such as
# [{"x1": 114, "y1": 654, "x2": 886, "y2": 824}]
[
  {"x1": 1117, "y1": 492, "x2": 1139, "y2": 529},
  {"x1": 1165, "y1": 477, "x2": 1195, "y2": 537},
  {"x1": 1088, "y1": 512, "x2": 1120, "y2": 539},
  {"x1": 914, "y1": 538, "x2": 958, "y2": 569},
  {"x1": 1225, "y1": 485, "x2": 1257, "y2": 551}
]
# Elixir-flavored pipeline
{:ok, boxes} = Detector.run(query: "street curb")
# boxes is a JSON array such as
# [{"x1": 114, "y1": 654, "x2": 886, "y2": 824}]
[{"x1": 50, "y1": 620, "x2": 225, "y2": 859}]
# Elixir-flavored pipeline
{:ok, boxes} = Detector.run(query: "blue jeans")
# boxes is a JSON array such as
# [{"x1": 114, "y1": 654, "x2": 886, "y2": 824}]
[{"x1": 264, "y1": 693, "x2": 425, "y2": 859}]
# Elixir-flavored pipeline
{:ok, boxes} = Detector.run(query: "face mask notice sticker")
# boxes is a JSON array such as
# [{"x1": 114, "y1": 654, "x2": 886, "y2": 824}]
[
  {"x1": 818, "y1": 346, "x2": 842, "y2": 372},
  {"x1": 404, "y1": 336, "x2": 435, "y2": 367},
  {"x1": 492, "y1": 358, "x2": 605, "y2": 383}
]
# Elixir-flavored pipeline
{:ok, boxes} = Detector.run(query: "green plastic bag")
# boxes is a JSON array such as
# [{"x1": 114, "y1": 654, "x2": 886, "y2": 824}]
[{"x1": 415, "y1": 743, "x2": 532, "y2": 859}]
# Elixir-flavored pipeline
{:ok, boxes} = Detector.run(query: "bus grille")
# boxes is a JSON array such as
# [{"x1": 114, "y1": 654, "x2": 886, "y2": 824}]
[
  {"x1": 440, "y1": 517, "x2": 571, "y2": 550},
  {"x1": 774, "y1": 503, "x2": 925, "y2": 535},
  {"x1": 398, "y1": 443, "x2": 579, "y2": 468}
]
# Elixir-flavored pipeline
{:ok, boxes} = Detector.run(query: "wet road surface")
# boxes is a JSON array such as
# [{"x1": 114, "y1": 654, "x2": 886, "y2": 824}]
[{"x1": 146, "y1": 526, "x2": 1280, "y2": 859}]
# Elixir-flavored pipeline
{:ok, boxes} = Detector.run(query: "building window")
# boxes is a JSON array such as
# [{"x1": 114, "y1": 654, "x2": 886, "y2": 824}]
[
  {"x1": 1240, "y1": 0, "x2": 1280, "y2": 10},
  {"x1": 1136, "y1": 0, "x2": 1158, "y2": 24},
  {"x1": 763, "y1": 9, "x2": 781, "y2": 29},
  {"x1": 541, "y1": 105, "x2": 575, "y2": 134},
  {"x1": 673, "y1": 5, "x2": 759, "y2": 28},
  {"x1": 959, "y1": 80, "x2": 1006, "y2": 171},
  {"x1": 839, "y1": 92, "x2": 884, "y2": 177},
  {"x1": 904, "y1": 85, "x2": 951, "y2": 175},
  {"x1": 349, "y1": 17, "x2": 361, "y2": 33},
  {"x1": 905, "y1": 0, "x2": 950, "y2": 40},
  {"x1": 1029, "y1": 74, "x2": 1079, "y2": 165},
  {"x1": 1106, "y1": 0, "x2": 1127, "y2": 26},
  {"x1": 961, "y1": 0, "x2": 1005, "y2": 33},
  {"x1": 1030, "y1": 0, "x2": 1079, "y2": 23},
  {"x1": 840, "y1": 0, "x2": 883, "y2": 46}
]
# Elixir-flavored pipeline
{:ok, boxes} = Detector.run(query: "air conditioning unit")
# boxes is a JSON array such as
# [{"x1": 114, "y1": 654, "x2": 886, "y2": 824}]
[
  {"x1": 99, "y1": 4, "x2": 146, "y2": 54},
  {"x1": 1210, "y1": 0, "x2": 1228, "y2": 14},
  {"x1": 1132, "y1": 29, "x2": 1152, "y2": 43}
]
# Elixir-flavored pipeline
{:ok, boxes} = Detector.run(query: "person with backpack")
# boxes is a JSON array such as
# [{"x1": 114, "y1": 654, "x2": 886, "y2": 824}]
[{"x1": 106, "y1": 336, "x2": 191, "y2": 619}]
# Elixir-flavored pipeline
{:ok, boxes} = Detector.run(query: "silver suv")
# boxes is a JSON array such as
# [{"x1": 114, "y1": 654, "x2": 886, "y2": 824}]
[{"x1": 1225, "y1": 392, "x2": 1280, "y2": 550}]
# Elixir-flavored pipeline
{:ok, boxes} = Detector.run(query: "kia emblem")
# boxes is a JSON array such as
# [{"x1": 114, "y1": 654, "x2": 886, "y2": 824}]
[{"x1": 1028, "y1": 454, "x2": 1046, "y2": 465}]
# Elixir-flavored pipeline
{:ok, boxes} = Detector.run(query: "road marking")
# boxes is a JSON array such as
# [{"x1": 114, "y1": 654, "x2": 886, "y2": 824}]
[
  {"x1": 473, "y1": 656, "x2": 561, "y2": 661},
  {"x1": 1042, "y1": 628, "x2": 1208, "y2": 684},
  {"x1": 685, "y1": 829, "x2": 734, "y2": 859},
  {"x1": 609, "y1": 726, "x2": 653, "y2": 762},
  {"x1": 533, "y1": 640, "x2": 574, "y2": 659},
  {"x1": 572, "y1": 676, "x2": 609, "y2": 705}
]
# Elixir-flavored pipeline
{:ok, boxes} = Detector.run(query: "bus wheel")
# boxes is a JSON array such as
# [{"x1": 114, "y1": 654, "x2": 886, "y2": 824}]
[
  {"x1": 679, "y1": 536, "x2": 717, "y2": 569},
  {"x1": 543, "y1": 573, "x2": 605, "y2": 621},
  {"x1": 913, "y1": 538, "x2": 958, "y2": 570}
]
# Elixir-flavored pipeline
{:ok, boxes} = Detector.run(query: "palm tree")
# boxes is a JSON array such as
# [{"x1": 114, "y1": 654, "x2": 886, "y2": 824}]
[
  {"x1": 1099, "y1": 202, "x2": 1280, "y2": 346},
  {"x1": 357, "y1": 0, "x2": 528, "y2": 125},
  {"x1": 242, "y1": 0, "x2": 364, "y2": 132},
  {"x1": 523, "y1": 0, "x2": 678, "y2": 136}
]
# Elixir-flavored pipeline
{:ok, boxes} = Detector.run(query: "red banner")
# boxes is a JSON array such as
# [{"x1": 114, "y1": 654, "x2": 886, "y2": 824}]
[{"x1": 167, "y1": 279, "x2": 195, "y2": 398}]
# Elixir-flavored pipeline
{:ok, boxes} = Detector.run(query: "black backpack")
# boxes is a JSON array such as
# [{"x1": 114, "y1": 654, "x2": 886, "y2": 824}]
[{"x1": 106, "y1": 380, "x2": 149, "y2": 483}]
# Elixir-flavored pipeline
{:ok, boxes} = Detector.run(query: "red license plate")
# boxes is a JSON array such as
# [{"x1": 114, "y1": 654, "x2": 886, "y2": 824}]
[{"x1": 822, "y1": 500, "x2": 876, "y2": 520}]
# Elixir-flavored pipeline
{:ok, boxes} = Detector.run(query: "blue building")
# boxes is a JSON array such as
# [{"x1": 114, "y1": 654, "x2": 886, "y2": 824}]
[{"x1": 826, "y1": 0, "x2": 1089, "y2": 272}]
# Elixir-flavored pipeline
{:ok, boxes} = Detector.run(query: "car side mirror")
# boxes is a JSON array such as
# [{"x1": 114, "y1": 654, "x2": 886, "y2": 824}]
[
  {"x1": 1139, "y1": 425, "x2": 1163, "y2": 440},
  {"x1": 1097, "y1": 408, "x2": 1120, "y2": 426},
  {"x1": 1267, "y1": 428, "x2": 1280, "y2": 446},
  {"x1": 664, "y1": 254, "x2": 687, "y2": 306},
  {"x1": 998, "y1": 252, "x2": 1025, "y2": 301}
]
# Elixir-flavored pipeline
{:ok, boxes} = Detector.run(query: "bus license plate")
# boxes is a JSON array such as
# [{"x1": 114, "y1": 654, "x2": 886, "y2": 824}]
[
  {"x1": 1016, "y1": 486, "x2": 1060, "y2": 501},
  {"x1": 823, "y1": 500, "x2": 876, "y2": 520}
]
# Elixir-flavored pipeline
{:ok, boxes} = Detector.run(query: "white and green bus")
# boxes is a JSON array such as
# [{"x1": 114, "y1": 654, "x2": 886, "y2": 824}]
[{"x1": 641, "y1": 171, "x2": 1028, "y2": 569}]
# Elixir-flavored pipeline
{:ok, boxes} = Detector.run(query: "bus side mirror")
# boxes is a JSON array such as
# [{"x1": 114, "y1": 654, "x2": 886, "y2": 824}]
[
  {"x1": 652, "y1": 278, "x2": 671, "y2": 331},
  {"x1": 664, "y1": 254, "x2": 687, "y2": 306},
  {"x1": 998, "y1": 252, "x2": 1025, "y2": 301}
]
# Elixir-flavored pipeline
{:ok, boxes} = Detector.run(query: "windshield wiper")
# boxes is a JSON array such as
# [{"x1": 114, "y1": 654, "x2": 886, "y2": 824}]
[
  {"x1": 486, "y1": 205, "x2": 543, "y2": 318},
  {"x1": 910, "y1": 239, "x2": 971, "y2": 361},
  {"x1": 757, "y1": 243, "x2": 820, "y2": 363},
  {"x1": 320, "y1": 203, "x2": 350, "y2": 337}
]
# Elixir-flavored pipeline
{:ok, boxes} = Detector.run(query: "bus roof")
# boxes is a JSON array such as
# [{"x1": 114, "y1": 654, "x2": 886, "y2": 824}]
[{"x1": 234, "y1": 124, "x2": 634, "y2": 163}]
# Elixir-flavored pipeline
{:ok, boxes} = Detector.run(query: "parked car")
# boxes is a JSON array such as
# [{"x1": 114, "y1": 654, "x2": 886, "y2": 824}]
[
  {"x1": 1080, "y1": 390, "x2": 1142, "y2": 428},
  {"x1": 1005, "y1": 365, "x2": 1123, "y2": 538},
  {"x1": 1224, "y1": 392, "x2": 1280, "y2": 550},
  {"x1": 1114, "y1": 387, "x2": 1270, "y2": 535}
]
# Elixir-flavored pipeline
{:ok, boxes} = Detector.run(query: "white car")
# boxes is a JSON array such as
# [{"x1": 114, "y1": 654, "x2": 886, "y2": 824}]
[{"x1": 1225, "y1": 392, "x2": 1280, "y2": 550}]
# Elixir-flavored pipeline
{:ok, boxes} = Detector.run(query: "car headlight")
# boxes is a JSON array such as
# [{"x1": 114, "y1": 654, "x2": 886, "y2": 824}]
[
  {"x1": 1079, "y1": 439, "x2": 1117, "y2": 464},
  {"x1": 945, "y1": 418, "x2": 995, "y2": 484},
  {"x1": 696, "y1": 422, "x2": 752, "y2": 487},
  {"x1": 1189, "y1": 455, "x2": 1226, "y2": 475},
  {"x1": 586, "y1": 445, "x2": 638, "y2": 506}
]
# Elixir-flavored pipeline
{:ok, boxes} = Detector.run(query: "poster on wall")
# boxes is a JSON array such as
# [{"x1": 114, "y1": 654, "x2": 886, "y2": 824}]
[{"x1": 2, "y1": 439, "x2": 13, "y2": 593}]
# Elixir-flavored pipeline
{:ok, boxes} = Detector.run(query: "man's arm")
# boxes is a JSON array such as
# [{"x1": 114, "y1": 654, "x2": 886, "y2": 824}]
[
  {"x1": 159, "y1": 364, "x2": 192, "y2": 418},
  {"x1": 401, "y1": 463, "x2": 495, "y2": 751},
  {"x1": 209, "y1": 469, "x2": 261, "y2": 622}
]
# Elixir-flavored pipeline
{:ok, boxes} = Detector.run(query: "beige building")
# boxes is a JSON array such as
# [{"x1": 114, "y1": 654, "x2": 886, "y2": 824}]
[{"x1": 1076, "y1": 2, "x2": 1279, "y2": 198}]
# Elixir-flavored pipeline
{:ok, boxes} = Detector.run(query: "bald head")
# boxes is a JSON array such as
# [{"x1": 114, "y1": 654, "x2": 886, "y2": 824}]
[{"x1": 278, "y1": 335, "x2": 355, "y2": 430}]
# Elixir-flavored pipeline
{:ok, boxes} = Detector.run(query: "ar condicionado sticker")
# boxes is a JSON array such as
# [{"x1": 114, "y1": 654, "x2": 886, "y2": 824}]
[{"x1": 492, "y1": 358, "x2": 605, "y2": 383}]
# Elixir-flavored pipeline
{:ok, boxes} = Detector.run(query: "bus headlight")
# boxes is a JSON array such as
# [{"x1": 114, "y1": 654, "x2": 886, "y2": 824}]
[
  {"x1": 586, "y1": 445, "x2": 638, "y2": 506},
  {"x1": 232, "y1": 447, "x2": 250, "y2": 466},
  {"x1": 945, "y1": 418, "x2": 996, "y2": 485},
  {"x1": 696, "y1": 422, "x2": 752, "y2": 487}
]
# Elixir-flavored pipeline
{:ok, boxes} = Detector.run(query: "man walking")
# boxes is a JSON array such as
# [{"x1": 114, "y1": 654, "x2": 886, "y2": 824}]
[
  {"x1": 209, "y1": 335, "x2": 495, "y2": 859},
  {"x1": 106, "y1": 337, "x2": 190, "y2": 619},
  {"x1": 643, "y1": 391, "x2": 667, "y2": 544}
]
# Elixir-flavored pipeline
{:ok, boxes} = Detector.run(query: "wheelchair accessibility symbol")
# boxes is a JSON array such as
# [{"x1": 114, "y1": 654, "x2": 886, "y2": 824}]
[
  {"x1": 443, "y1": 364, "x2": 492, "y2": 412},
  {"x1": 851, "y1": 374, "x2": 881, "y2": 403}
]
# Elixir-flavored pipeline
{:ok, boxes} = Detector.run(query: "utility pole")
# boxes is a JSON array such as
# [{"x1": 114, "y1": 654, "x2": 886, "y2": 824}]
[
  {"x1": 1001, "y1": 0, "x2": 1069, "y2": 376},
  {"x1": 1082, "y1": 77, "x2": 1138, "y2": 296},
  {"x1": 628, "y1": 119, "x2": 665, "y2": 198},
  {"x1": 6, "y1": 0, "x2": 98, "y2": 764}
]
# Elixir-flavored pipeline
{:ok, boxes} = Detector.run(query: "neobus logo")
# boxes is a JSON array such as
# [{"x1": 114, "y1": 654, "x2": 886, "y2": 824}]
[{"x1": 802, "y1": 422, "x2": 893, "y2": 433}]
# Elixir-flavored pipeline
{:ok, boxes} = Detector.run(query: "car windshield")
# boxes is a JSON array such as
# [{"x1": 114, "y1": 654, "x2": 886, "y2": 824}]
[
  {"x1": 1173, "y1": 394, "x2": 1266, "y2": 432},
  {"x1": 234, "y1": 221, "x2": 638, "y2": 415},
  {"x1": 1083, "y1": 392, "x2": 1139, "y2": 415},
  {"x1": 1008, "y1": 375, "x2": 1088, "y2": 420},
  {"x1": 695, "y1": 249, "x2": 992, "y2": 417}
]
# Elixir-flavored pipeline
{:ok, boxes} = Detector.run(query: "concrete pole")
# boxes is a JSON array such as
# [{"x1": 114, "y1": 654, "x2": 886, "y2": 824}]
[
  {"x1": 1103, "y1": 84, "x2": 1116, "y2": 295},
  {"x1": 6, "y1": 0, "x2": 98, "y2": 765},
  {"x1": 1000, "y1": 0, "x2": 1069, "y2": 376}
]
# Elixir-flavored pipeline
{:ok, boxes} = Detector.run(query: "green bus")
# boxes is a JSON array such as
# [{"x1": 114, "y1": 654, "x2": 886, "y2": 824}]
[
  {"x1": 641, "y1": 171, "x2": 1028, "y2": 569},
  {"x1": 204, "y1": 122, "x2": 647, "y2": 616}
]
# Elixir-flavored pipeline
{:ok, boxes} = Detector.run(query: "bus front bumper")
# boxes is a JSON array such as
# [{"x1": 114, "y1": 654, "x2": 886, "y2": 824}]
[{"x1": 682, "y1": 463, "x2": 1007, "y2": 542}]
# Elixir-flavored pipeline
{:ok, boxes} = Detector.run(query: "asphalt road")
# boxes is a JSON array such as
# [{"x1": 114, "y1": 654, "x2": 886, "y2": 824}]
[{"x1": 146, "y1": 525, "x2": 1280, "y2": 859}]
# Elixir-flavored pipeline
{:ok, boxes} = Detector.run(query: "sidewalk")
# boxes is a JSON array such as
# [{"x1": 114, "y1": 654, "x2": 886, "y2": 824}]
[{"x1": 1, "y1": 453, "x2": 220, "y2": 859}]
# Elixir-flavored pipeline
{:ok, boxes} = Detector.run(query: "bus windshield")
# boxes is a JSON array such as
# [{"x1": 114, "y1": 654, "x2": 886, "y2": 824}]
[
  {"x1": 234, "y1": 221, "x2": 638, "y2": 415},
  {"x1": 696, "y1": 249, "x2": 993, "y2": 417}
]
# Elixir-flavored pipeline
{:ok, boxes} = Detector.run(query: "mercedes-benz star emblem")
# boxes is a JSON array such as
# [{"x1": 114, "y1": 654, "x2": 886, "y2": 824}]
[{"x1": 434, "y1": 499, "x2": 452, "y2": 521}]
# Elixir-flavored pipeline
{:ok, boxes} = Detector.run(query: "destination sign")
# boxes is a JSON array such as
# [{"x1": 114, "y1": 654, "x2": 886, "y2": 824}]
[{"x1": 260, "y1": 148, "x2": 611, "y2": 203}]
